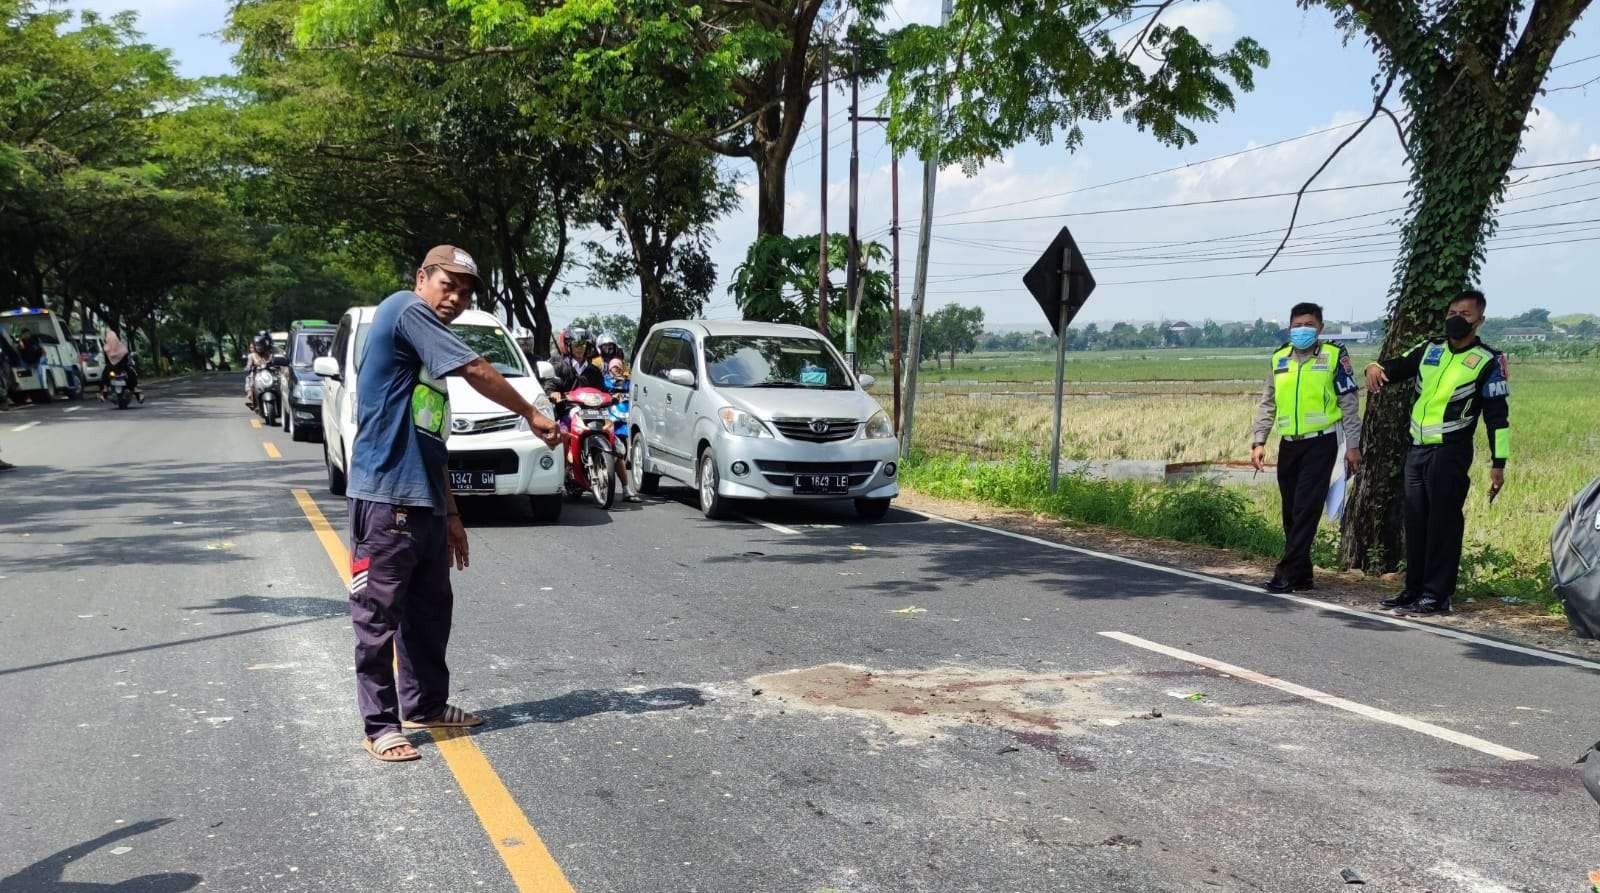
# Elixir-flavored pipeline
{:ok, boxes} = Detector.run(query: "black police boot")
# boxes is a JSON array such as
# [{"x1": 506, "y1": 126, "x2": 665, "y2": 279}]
[
  {"x1": 1290, "y1": 577, "x2": 1315, "y2": 592},
  {"x1": 1380, "y1": 590, "x2": 1421, "y2": 610},
  {"x1": 1264, "y1": 576, "x2": 1294, "y2": 594},
  {"x1": 1403, "y1": 596, "x2": 1451, "y2": 616}
]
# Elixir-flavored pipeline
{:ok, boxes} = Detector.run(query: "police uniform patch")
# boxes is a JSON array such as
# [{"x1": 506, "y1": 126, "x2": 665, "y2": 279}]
[
  {"x1": 1423, "y1": 345, "x2": 1445, "y2": 366},
  {"x1": 1339, "y1": 353, "x2": 1353, "y2": 375},
  {"x1": 1312, "y1": 356, "x2": 1330, "y2": 371},
  {"x1": 1462, "y1": 353, "x2": 1482, "y2": 369},
  {"x1": 1275, "y1": 357, "x2": 1290, "y2": 374}
]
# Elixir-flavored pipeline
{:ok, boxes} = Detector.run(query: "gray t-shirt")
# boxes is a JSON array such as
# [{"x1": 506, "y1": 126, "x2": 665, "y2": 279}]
[{"x1": 347, "y1": 291, "x2": 478, "y2": 509}]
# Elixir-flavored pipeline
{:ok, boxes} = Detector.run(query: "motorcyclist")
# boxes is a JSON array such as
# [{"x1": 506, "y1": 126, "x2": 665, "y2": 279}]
[
  {"x1": 97, "y1": 330, "x2": 144, "y2": 404},
  {"x1": 544, "y1": 326, "x2": 640, "y2": 502},
  {"x1": 244, "y1": 331, "x2": 273, "y2": 409},
  {"x1": 595, "y1": 332, "x2": 628, "y2": 376}
]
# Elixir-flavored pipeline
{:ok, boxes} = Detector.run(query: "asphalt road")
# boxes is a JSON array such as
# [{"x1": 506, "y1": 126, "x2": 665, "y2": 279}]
[{"x1": 1, "y1": 374, "x2": 1596, "y2": 893}]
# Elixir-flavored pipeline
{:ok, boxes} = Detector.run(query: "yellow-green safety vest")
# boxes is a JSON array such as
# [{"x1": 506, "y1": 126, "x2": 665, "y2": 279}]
[
  {"x1": 1409, "y1": 341, "x2": 1496, "y2": 447},
  {"x1": 1271, "y1": 342, "x2": 1345, "y2": 437}
]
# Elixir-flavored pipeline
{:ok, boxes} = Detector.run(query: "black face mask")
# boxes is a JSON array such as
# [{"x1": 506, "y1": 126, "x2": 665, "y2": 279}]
[{"x1": 1444, "y1": 315, "x2": 1473, "y2": 341}]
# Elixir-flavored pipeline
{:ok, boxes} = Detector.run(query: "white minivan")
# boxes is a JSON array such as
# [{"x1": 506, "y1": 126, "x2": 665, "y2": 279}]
[
  {"x1": 628, "y1": 320, "x2": 900, "y2": 520},
  {"x1": 0, "y1": 308, "x2": 87, "y2": 401},
  {"x1": 315, "y1": 306, "x2": 565, "y2": 523}
]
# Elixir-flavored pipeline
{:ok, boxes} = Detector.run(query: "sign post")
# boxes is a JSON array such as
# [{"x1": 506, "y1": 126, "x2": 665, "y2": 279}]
[{"x1": 1022, "y1": 227, "x2": 1095, "y2": 492}]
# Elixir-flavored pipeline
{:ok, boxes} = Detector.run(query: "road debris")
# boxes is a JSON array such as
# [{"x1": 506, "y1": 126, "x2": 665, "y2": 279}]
[
  {"x1": 1340, "y1": 867, "x2": 1366, "y2": 884},
  {"x1": 998, "y1": 745, "x2": 1021, "y2": 754},
  {"x1": 891, "y1": 606, "x2": 927, "y2": 615}
]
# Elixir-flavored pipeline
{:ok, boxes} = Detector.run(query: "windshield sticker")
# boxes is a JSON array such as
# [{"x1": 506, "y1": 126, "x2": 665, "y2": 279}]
[{"x1": 800, "y1": 366, "x2": 829, "y2": 386}]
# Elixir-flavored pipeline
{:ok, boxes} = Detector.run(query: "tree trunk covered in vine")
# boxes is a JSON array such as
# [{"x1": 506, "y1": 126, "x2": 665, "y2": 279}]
[{"x1": 1335, "y1": 0, "x2": 1588, "y2": 570}]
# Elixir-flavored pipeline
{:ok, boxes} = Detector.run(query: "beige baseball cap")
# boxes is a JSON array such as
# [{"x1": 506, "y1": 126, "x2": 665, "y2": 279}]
[{"x1": 420, "y1": 245, "x2": 481, "y2": 285}]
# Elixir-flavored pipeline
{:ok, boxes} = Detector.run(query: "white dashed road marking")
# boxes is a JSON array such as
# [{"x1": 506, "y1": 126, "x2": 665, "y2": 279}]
[
  {"x1": 10, "y1": 421, "x2": 39, "y2": 432},
  {"x1": 1100, "y1": 631, "x2": 1538, "y2": 762},
  {"x1": 742, "y1": 515, "x2": 800, "y2": 535}
]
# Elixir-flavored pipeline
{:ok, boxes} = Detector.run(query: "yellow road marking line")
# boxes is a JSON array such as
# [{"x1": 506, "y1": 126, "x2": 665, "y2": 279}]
[
  {"x1": 289, "y1": 489, "x2": 575, "y2": 892},
  {"x1": 262, "y1": 442, "x2": 282, "y2": 459},
  {"x1": 250, "y1": 418, "x2": 262, "y2": 429},
  {"x1": 1099, "y1": 631, "x2": 1538, "y2": 762}
]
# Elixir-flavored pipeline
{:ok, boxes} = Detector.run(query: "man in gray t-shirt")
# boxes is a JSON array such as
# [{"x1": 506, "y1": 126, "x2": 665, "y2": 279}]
[{"x1": 346, "y1": 244, "x2": 564, "y2": 763}]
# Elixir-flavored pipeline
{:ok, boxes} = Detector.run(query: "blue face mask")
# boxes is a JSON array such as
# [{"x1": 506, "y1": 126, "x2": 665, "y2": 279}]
[{"x1": 1289, "y1": 326, "x2": 1318, "y2": 350}]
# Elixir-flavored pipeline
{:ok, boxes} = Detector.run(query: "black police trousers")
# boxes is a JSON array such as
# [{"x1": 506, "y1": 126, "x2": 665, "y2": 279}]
[
  {"x1": 1403, "y1": 440, "x2": 1474, "y2": 602},
  {"x1": 1275, "y1": 432, "x2": 1338, "y2": 584}
]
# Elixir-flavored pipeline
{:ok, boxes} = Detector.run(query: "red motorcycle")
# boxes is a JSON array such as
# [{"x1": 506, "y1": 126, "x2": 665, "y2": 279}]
[{"x1": 560, "y1": 385, "x2": 622, "y2": 509}]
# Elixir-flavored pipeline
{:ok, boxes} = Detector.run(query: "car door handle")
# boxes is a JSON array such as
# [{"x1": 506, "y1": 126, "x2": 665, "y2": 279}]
[{"x1": 665, "y1": 394, "x2": 672, "y2": 405}]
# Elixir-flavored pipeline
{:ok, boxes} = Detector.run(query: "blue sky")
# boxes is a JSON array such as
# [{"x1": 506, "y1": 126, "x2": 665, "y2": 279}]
[{"x1": 76, "y1": 0, "x2": 1600, "y2": 327}]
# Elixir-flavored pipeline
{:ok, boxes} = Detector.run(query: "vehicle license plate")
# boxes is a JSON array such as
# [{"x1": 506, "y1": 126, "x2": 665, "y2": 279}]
[
  {"x1": 794, "y1": 473, "x2": 851, "y2": 495},
  {"x1": 449, "y1": 470, "x2": 496, "y2": 493}
]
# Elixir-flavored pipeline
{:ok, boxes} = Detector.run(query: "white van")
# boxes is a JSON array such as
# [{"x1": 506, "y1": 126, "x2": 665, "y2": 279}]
[
  {"x1": 315, "y1": 306, "x2": 565, "y2": 523},
  {"x1": 0, "y1": 308, "x2": 87, "y2": 400}
]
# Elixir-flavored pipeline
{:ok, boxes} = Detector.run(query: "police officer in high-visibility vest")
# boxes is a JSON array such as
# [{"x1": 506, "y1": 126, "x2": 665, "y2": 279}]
[
  {"x1": 1250, "y1": 302, "x2": 1363, "y2": 593},
  {"x1": 1366, "y1": 289, "x2": 1509, "y2": 616}
]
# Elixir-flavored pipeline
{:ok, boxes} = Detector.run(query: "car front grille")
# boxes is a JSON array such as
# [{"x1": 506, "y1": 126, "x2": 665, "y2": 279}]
[
  {"x1": 449, "y1": 450, "x2": 519, "y2": 474},
  {"x1": 771, "y1": 418, "x2": 859, "y2": 443},
  {"x1": 754, "y1": 460, "x2": 878, "y2": 488},
  {"x1": 454, "y1": 414, "x2": 520, "y2": 436}
]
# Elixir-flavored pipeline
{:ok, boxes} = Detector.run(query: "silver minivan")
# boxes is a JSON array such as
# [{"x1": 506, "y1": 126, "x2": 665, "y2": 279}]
[{"x1": 628, "y1": 320, "x2": 900, "y2": 520}]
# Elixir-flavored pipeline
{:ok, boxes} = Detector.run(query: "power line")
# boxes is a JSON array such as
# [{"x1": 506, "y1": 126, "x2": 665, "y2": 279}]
[
  {"x1": 1552, "y1": 51, "x2": 1600, "y2": 70},
  {"x1": 914, "y1": 232, "x2": 1600, "y2": 293},
  {"x1": 934, "y1": 120, "x2": 1366, "y2": 221}
]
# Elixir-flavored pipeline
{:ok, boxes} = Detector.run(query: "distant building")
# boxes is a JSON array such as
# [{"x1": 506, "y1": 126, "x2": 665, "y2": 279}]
[
  {"x1": 1167, "y1": 321, "x2": 1196, "y2": 335},
  {"x1": 1330, "y1": 326, "x2": 1374, "y2": 343},
  {"x1": 1503, "y1": 327, "x2": 1549, "y2": 342}
]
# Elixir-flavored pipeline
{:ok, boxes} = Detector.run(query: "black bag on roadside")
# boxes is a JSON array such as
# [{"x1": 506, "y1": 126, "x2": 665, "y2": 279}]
[{"x1": 1552, "y1": 474, "x2": 1600, "y2": 639}]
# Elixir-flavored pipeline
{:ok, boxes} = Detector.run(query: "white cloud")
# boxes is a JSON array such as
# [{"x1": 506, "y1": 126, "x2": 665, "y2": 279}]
[
  {"x1": 1161, "y1": 0, "x2": 1239, "y2": 45},
  {"x1": 1518, "y1": 105, "x2": 1589, "y2": 165}
]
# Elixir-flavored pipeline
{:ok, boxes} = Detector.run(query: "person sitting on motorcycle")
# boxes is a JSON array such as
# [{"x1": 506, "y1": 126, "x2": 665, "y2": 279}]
[
  {"x1": 97, "y1": 330, "x2": 144, "y2": 403},
  {"x1": 545, "y1": 327, "x2": 641, "y2": 502},
  {"x1": 244, "y1": 331, "x2": 273, "y2": 409},
  {"x1": 595, "y1": 333, "x2": 628, "y2": 376}
]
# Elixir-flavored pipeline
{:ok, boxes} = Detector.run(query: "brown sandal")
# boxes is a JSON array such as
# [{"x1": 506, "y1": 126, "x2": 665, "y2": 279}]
[
  {"x1": 362, "y1": 731, "x2": 419, "y2": 762},
  {"x1": 402, "y1": 704, "x2": 483, "y2": 729}
]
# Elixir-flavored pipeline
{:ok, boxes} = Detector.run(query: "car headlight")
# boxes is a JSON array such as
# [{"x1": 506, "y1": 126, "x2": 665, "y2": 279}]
[
  {"x1": 718, "y1": 406, "x2": 772, "y2": 438},
  {"x1": 864, "y1": 410, "x2": 894, "y2": 439},
  {"x1": 293, "y1": 383, "x2": 323, "y2": 401}
]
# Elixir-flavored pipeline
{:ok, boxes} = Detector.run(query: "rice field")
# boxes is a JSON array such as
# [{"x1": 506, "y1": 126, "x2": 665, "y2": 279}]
[{"x1": 887, "y1": 347, "x2": 1600, "y2": 587}]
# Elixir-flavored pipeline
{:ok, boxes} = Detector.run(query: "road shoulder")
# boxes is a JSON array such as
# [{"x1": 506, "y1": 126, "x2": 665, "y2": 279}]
[{"x1": 896, "y1": 487, "x2": 1599, "y2": 662}]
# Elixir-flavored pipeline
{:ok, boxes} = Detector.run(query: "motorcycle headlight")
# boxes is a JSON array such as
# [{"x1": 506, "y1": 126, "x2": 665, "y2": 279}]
[
  {"x1": 579, "y1": 392, "x2": 606, "y2": 408},
  {"x1": 718, "y1": 407, "x2": 772, "y2": 438},
  {"x1": 864, "y1": 410, "x2": 894, "y2": 439}
]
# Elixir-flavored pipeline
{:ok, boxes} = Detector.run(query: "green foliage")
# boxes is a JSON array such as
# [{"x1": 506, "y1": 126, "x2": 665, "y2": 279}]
[
  {"x1": 923, "y1": 303, "x2": 985, "y2": 368},
  {"x1": 901, "y1": 452, "x2": 1283, "y2": 556},
  {"x1": 730, "y1": 233, "x2": 893, "y2": 358},
  {"x1": 885, "y1": 1, "x2": 1268, "y2": 171}
]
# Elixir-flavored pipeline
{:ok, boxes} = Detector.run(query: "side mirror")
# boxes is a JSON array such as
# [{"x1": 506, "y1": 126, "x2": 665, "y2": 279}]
[
  {"x1": 536, "y1": 360, "x2": 556, "y2": 381},
  {"x1": 857, "y1": 373, "x2": 876, "y2": 389},
  {"x1": 312, "y1": 356, "x2": 341, "y2": 379},
  {"x1": 269, "y1": 356, "x2": 289, "y2": 369},
  {"x1": 666, "y1": 368, "x2": 695, "y2": 388}
]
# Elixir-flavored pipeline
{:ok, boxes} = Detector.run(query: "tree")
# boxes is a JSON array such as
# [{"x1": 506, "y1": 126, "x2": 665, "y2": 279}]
[
  {"x1": 730, "y1": 233, "x2": 892, "y2": 356},
  {"x1": 587, "y1": 139, "x2": 738, "y2": 337},
  {"x1": 296, "y1": 0, "x2": 889, "y2": 240},
  {"x1": 1291, "y1": 0, "x2": 1595, "y2": 571},
  {"x1": 926, "y1": 304, "x2": 985, "y2": 368},
  {"x1": 884, "y1": 1, "x2": 1268, "y2": 169}
]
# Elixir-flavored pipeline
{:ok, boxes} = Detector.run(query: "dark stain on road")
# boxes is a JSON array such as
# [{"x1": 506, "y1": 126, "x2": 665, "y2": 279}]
[
  {"x1": 1431, "y1": 763, "x2": 1580, "y2": 795},
  {"x1": 1013, "y1": 730, "x2": 1098, "y2": 771}
]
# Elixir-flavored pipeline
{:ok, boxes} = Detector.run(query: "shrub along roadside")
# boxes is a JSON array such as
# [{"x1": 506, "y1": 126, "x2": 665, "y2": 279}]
[{"x1": 900, "y1": 452, "x2": 1558, "y2": 612}]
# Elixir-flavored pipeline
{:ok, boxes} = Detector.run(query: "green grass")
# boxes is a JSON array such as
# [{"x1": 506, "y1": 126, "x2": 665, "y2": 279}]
[{"x1": 893, "y1": 347, "x2": 1600, "y2": 610}]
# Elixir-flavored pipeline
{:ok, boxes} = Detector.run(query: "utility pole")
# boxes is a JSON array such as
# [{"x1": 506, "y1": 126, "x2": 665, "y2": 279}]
[
  {"x1": 844, "y1": 44, "x2": 861, "y2": 372},
  {"x1": 890, "y1": 155, "x2": 902, "y2": 432},
  {"x1": 900, "y1": 0, "x2": 953, "y2": 458},
  {"x1": 817, "y1": 42, "x2": 830, "y2": 337}
]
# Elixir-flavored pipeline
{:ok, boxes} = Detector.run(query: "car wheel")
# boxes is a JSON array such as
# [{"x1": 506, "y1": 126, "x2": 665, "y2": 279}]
[
  {"x1": 529, "y1": 493, "x2": 563, "y2": 524},
  {"x1": 854, "y1": 498, "x2": 892, "y2": 521},
  {"x1": 698, "y1": 449, "x2": 730, "y2": 520},
  {"x1": 325, "y1": 439, "x2": 347, "y2": 496},
  {"x1": 631, "y1": 433, "x2": 660, "y2": 494}
]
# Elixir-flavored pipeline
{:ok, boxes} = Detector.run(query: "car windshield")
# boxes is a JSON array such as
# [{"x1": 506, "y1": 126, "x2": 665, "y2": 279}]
[
  {"x1": 454, "y1": 324, "x2": 526, "y2": 377},
  {"x1": 703, "y1": 335, "x2": 853, "y2": 390},
  {"x1": 291, "y1": 331, "x2": 335, "y2": 367}
]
